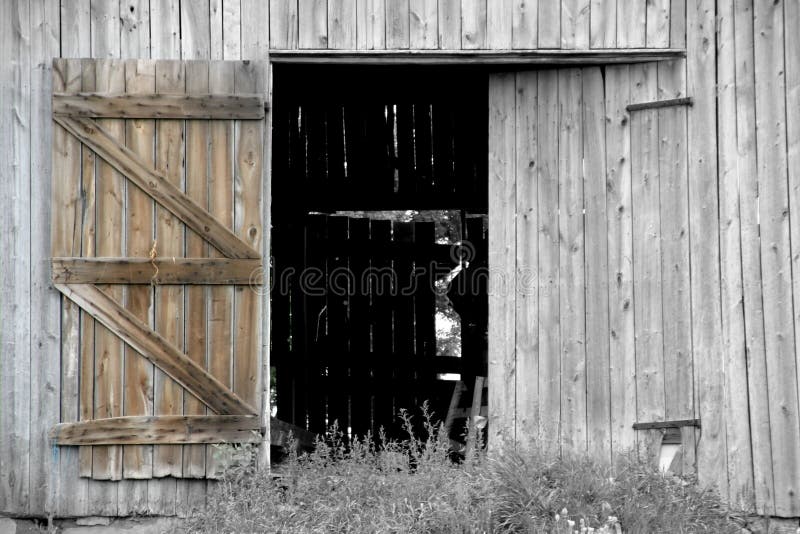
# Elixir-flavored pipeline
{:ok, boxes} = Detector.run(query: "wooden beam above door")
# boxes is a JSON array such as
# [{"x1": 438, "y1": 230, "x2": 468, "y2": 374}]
[{"x1": 268, "y1": 49, "x2": 685, "y2": 66}]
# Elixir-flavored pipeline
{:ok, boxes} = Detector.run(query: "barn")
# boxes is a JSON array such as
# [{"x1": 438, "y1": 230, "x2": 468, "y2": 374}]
[{"x1": 1, "y1": 0, "x2": 799, "y2": 525}]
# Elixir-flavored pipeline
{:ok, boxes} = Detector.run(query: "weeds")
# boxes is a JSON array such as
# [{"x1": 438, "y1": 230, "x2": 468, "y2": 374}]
[{"x1": 185, "y1": 405, "x2": 742, "y2": 533}]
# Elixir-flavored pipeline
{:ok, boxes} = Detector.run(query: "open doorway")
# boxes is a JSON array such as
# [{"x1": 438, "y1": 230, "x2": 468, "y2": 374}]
[{"x1": 270, "y1": 65, "x2": 489, "y2": 451}]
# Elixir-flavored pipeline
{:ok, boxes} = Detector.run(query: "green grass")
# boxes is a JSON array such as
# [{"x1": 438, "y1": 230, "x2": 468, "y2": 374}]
[{"x1": 185, "y1": 407, "x2": 743, "y2": 533}]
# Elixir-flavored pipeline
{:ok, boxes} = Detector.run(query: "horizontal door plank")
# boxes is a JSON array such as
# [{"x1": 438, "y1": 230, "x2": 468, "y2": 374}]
[
  {"x1": 270, "y1": 418, "x2": 317, "y2": 450},
  {"x1": 55, "y1": 283, "x2": 257, "y2": 415},
  {"x1": 52, "y1": 257, "x2": 264, "y2": 285},
  {"x1": 50, "y1": 415, "x2": 262, "y2": 445},
  {"x1": 54, "y1": 116, "x2": 260, "y2": 259},
  {"x1": 54, "y1": 93, "x2": 266, "y2": 119}
]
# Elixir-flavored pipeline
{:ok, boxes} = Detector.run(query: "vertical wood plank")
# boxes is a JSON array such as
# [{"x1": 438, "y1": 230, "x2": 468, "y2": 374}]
[
  {"x1": 28, "y1": 0, "x2": 60, "y2": 516},
  {"x1": 183, "y1": 62, "x2": 210, "y2": 479},
  {"x1": 512, "y1": 0, "x2": 537, "y2": 49},
  {"x1": 242, "y1": 0, "x2": 271, "y2": 58},
  {"x1": 646, "y1": 0, "x2": 670, "y2": 48},
  {"x1": 561, "y1": 0, "x2": 589, "y2": 49},
  {"x1": 270, "y1": 0, "x2": 299, "y2": 49},
  {"x1": 357, "y1": 0, "x2": 386, "y2": 49},
  {"x1": 410, "y1": 0, "x2": 437, "y2": 49},
  {"x1": 784, "y1": 0, "x2": 800, "y2": 514},
  {"x1": 461, "y1": 0, "x2": 486, "y2": 49},
  {"x1": 514, "y1": 71, "x2": 538, "y2": 446},
  {"x1": 488, "y1": 73, "x2": 516, "y2": 447},
  {"x1": 386, "y1": 0, "x2": 410, "y2": 48},
  {"x1": 119, "y1": 61, "x2": 155, "y2": 518},
  {"x1": 537, "y1": 0, "x2": 560, "y2": 48},
  {"x1": 604, "y1": 65, "x2": 636, "y2": 457},
  {"x1": 299, "y1": 0, "x2": 328, "y2": 48},
  {"x1": 487, "y1": 0, "x2": 512, "y2": 49},
  {"x1": 616, "y1": 0, "x2": 645, "y2": 48},
  {"x1": 590, "y1": 0, "x2": 616, "y2": 48},
  {"x1": 537, "y1": 70, "x2": 560, "y2": 454},
  {"x1": 734, "y1": 0, "x2": 774, "y2": 515},
  {"x1": 630, "y1": 63, "x2": 664, "y2": 462},
  {"x1": 222, "y1": 0, "x2": 242, "y2": 59},
  {"x1": 208, "y1": 0, "x2": 224, "y2": 58},
  {"x1": 120, "y1": 0, "x2": 151, "y2": 58},
  {"x1": 754, "y1": 0, "x2": 800, "y2": 516},
  {"x1": 206, "y1": 61, "x2": 236, "y2": 477},
  {"x1": 688, "y1": 0, "x2": 729, "y2": 496},
  {"x1": 233, "y1": 60, "x2": 263, "y2": 422},
  {"x1": 150, "y1": 0, "x2": 181, "y2": 58},
  {"x1": 60, "y1": 0, "x2": 90, "y2": 57},
  {"x1": 77, "y1": 59, "x2": 99, "y2": 480},
  {"x1": 670, "y1": 0, "x2": 686, "y2": 49},
  {"x1": 92, "y1": 60, "x2": 127, "y2": 487},
  {"x1": 52, "y1": 58, "x2": 88, "y2": 517},
  {"x1": 717, "y1": 0, "x2": 755, "y2": 511},
  {"x1": 153, "y1": 60, "x2": 186, "y2": 480},
  {"x1": 329, "y1": 0, "x2": 357, "y2": 49},
  {"x1": 438, "y1": 0, "x2": 461, "y2": 48},
  {"x1": 582, "y1": 67, "x2": 610, "y2": 460},
  {"x1": 181, "y1": 0, "x2": 212, "y2": 59},
  {"x1": 90, "y1": 0, "x2": 121, "y2": 58},
  {"x1": 558, "y1": 68, "x2": 586, "y2": 452}
]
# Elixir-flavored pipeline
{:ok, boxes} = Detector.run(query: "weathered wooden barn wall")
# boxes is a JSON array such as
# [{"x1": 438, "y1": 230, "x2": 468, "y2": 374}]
[
  {"x1": 488, "y1": 0, "x2": 800, "y2": 518},
  {"x1": 1, "y1": 0, "x2": 798, "y2": 522}
]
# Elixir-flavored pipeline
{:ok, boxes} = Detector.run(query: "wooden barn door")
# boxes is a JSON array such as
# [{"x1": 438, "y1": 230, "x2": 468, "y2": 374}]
[
  {"x1": 488, "y1": 65, "x2": 697, "y2": 472},
  {"x1": 50, "y1": 59, "x2": 267, "y2": 480}
]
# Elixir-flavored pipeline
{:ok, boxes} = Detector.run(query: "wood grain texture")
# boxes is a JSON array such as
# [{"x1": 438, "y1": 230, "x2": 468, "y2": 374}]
[
  {"x1": 582, "y1": 67, "x2": 610, "y2": 460},
  {"x1": 233, "y1": 61, "x2": 263, "y2": 419},
  {"x1": 753, "y1": 0, "x2": 800, "y2": 516},
  {"x1": 733, "y1": 0, "x2": 773, "y2": 514},
  {"x1": 153, "y1": 59, "x2": 185, "y2": 478},
  {"x1": 270, "y1": 0, "x2": 299, "y2": 49},
  {"x1": 604, "y1": 65, "x2": 636, "y2": 458},
  {"x1": 299, "y1": 0, "x2": 328, "y2": 48},
  {"x1": 438, "y1": 0, "x2": 462, "y2": 48},
  {"x1": 630, "y1": 63, "x2": 664, "y2": 461},
  {"x1": 329, "y1": 0, "x2": 357, "y2": 49},
  {"x1": 53, "y1": 116, "x2": 260, "y2": 260},
  {"x1": 55, "y1": 283, "x2": 257, "y2": 416},
  {"x1": 512, "y1": 0, "x2": 537, "y2": 49},
  {"x1": 487, "y1": 0, "x2": 512, "y2": 49},
  {"x1": 784, "y1": 0, "x2": 800, "y2": 514},
  {"x1": 183, "y1": 60, "x2": 211, "y2": 479},
  {"x1": 461, "y1": 0, "x2": 486, "y2": 49},
  {"x1": 538, "y1": 0, "x2": 560, "y2": 48},
  {"x1": 557, "y1": 68, "x2": 586, "y2": 452},
  {"x1": 386, "y1": 0, "x2": 410, "y2": 48},
  {"x1": 537, "y1": 70, "x2": 560, "y2": 455},
  {"x1": 53, "y1": 93, "x2": 266, "y2": 119},
  {"x1": 150, "y1": 0, "x2": 180, "y2": 59},
  {"x1": 120, "y1": 59, "x2": 156, "y2": 487},
  {"x1": 357, "y1": 0, "x2": 386, "y2": 49},
  {"x1": 92, "y1": 59, "x2": 127, "y2": 483},
  {"x1": 716, "y1": 0, "x2": 754, "y2": 511},
  {"x1": 616, "y1": 0, "x2": 645, "y2": 48},
  {"x1": 51, "y1": 416, "x2": 262, "y2": 445},
  {"x1": 410, "y1": 0, "x2": 438, "y2": 49},
  {"x1": 488, "y1": 72, "x2": 516, "y2": 447},
  {"x1": 590, "y1": 0, "x2": 615, "y2": 48},
  {"x1": 646, "y1": 0, "x2": 670, "y2": 48},
  {"x1": 52, "y1": 258, "x2": 264, "y2": 285},
  {"x1": 120, "y1": 0, "x2": 151, "y2": 59},
  {"x1": 560, "y1": 0, "x2": 589, "y2": 49},
  {"x1": 514, "y1": 71, "x2": 538, "y2": 446},
  {"x1": 180, "y1": 0, "x2": 211, "y2": 59},
  {"x1": 688, "y1": 0, "x2": 728, "y2": 496}
]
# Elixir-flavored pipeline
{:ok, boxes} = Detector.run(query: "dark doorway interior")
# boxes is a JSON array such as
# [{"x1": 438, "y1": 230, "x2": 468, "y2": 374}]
[{"x1": 270, "y1": 65, "x2": 489, "y2": 445}]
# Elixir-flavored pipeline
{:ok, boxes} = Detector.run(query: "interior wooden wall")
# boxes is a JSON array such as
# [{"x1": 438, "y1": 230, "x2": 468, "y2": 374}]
[{"x1": 488, "y1": 0, "x2": 800, "y2": 519}]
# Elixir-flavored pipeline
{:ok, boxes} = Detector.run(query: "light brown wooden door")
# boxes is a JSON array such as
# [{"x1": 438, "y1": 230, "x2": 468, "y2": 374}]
[{"x1": 50, "y1": 59, "x2": 266, "y2": 480}]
